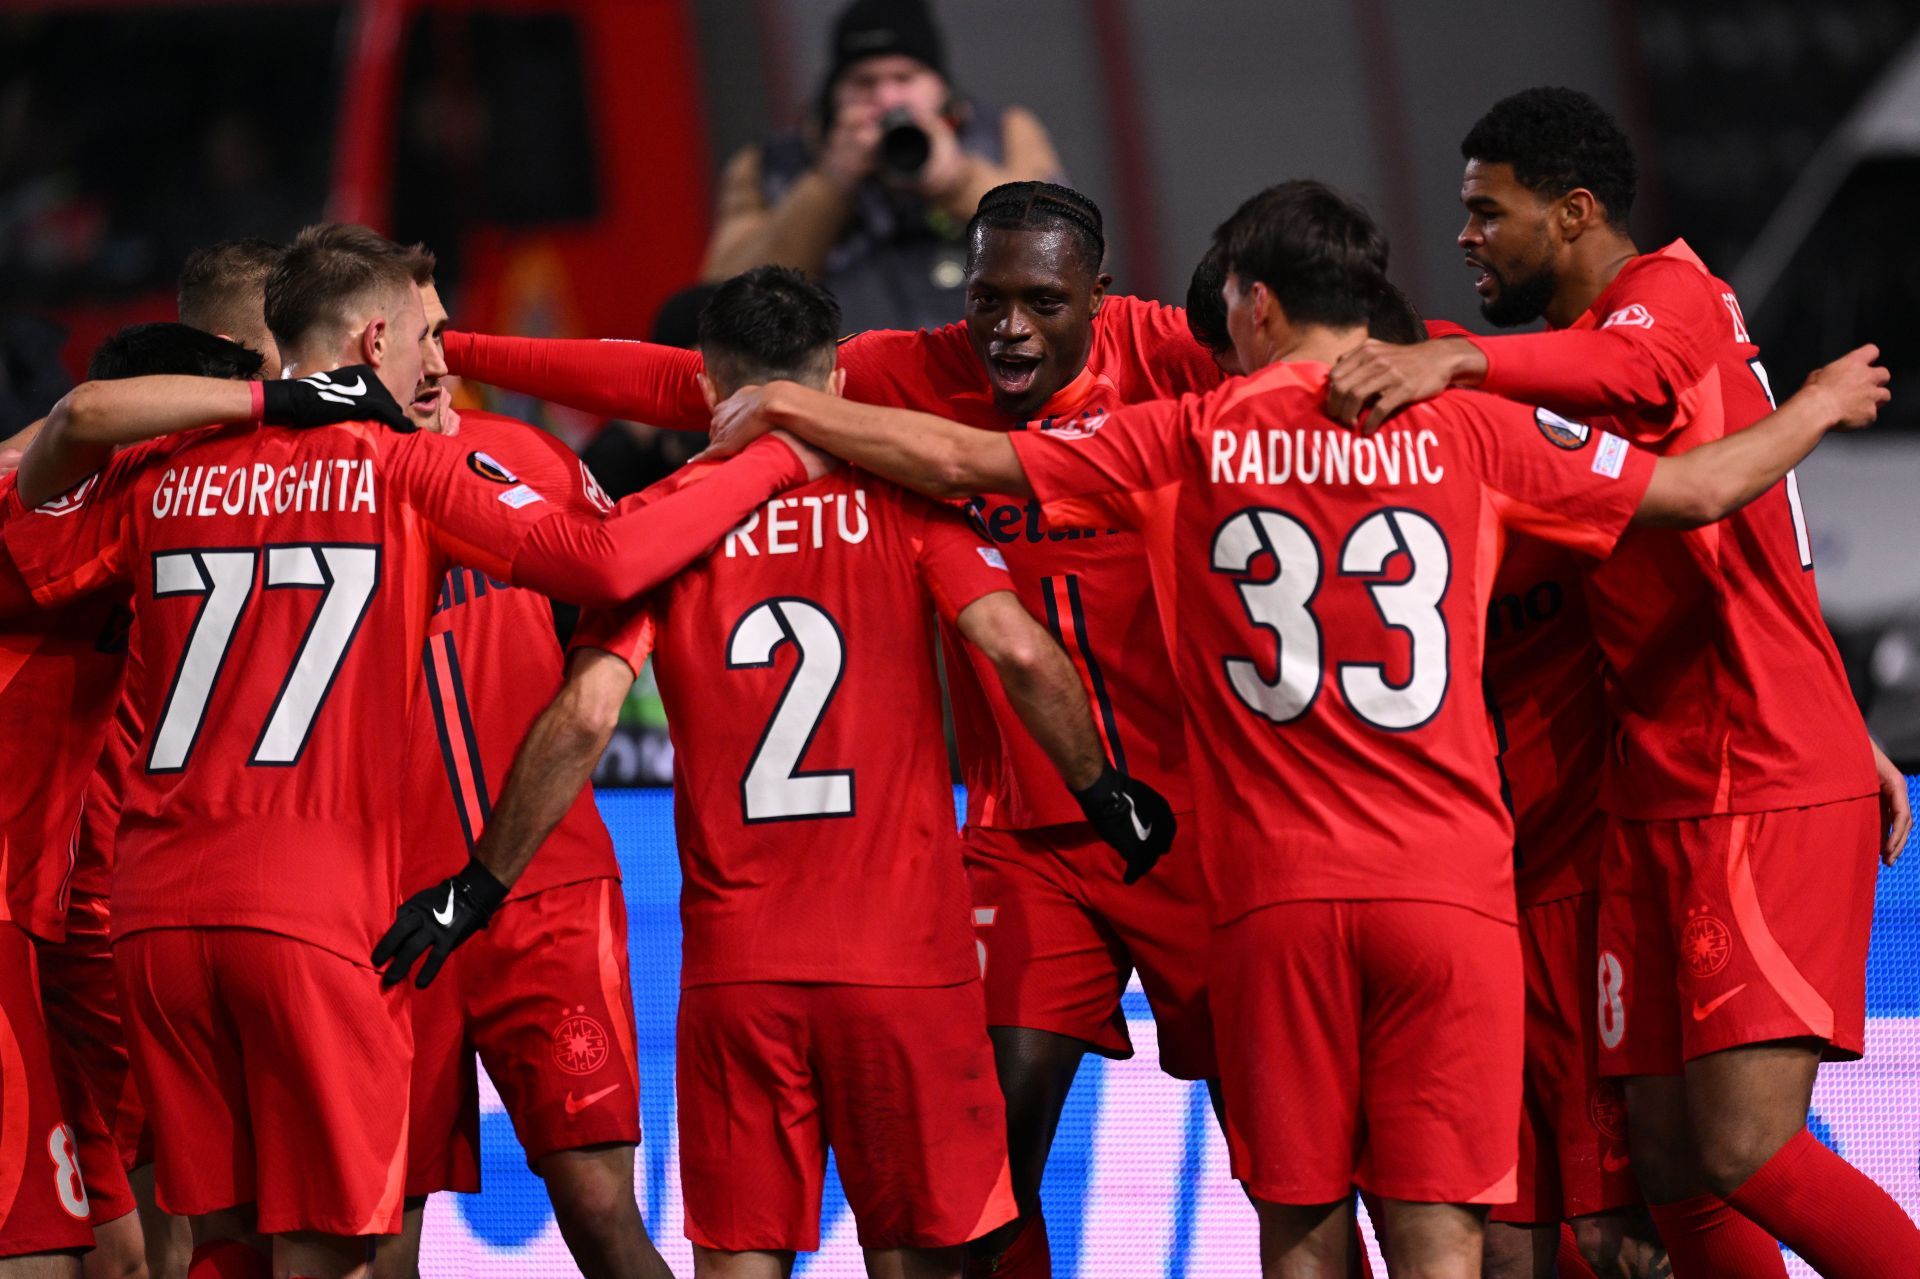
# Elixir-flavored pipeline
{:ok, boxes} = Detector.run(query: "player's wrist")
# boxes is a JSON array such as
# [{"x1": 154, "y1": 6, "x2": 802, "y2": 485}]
[
  {"x1": 1444, "y1": 337, "x2": 1490, "y2": 388},
  {"x1": 455, "y1": 857, "x2": 510, "y2": 920}
]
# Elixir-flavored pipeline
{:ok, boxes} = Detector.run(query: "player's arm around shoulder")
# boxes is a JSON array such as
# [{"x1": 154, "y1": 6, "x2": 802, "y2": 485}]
[{"x1": 1634, "y1": 344, "x2": 1888, "y2": 528}]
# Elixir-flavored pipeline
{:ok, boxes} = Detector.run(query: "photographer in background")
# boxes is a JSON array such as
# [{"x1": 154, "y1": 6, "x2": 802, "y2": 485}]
[{"x1": 701, "y1": 0, "x2": 1063, "y2": 331}]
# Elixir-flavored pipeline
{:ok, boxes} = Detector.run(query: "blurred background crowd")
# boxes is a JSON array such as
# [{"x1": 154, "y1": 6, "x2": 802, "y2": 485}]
[{"x1": 3, "y1": 0, "x2": 1917, "y2": 772}]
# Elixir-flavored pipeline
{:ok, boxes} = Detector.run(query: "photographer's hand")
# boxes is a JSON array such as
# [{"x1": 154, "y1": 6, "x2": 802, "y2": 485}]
[{"x1": 819, "y1": 102, "x2": 882, "y2": 192}]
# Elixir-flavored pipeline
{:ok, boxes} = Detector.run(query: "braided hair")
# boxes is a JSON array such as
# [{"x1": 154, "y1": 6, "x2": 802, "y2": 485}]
[{"x1": 966, "y1": 182, "x2": 1106, "y2": 276}]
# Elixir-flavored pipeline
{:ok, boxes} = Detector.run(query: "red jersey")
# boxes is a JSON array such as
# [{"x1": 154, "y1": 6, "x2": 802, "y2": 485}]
[
  {"x1": 0, "y1": 476, "x2": 128, "y2": 942},
  {"x1": 1484, "y1": 537, "x2": 1608, "y2": 905},
  {"x1": 446, "y1": 295, "x2": 1224, "y2": 828},
  {"x1": 575, "y1": 467, "x2": 1014, "y2": 988},
  {"x1": 1009, "y1": 360, "x2": 1655, "y2": 925},
  {"x1": 1462, "y1": 241, "x2": 1875, "y2": 818},
  {"x1": 3, "y1": 419, "x2": 807, "y2": 962},
  {"x1": 404, "y1": 412, "x2": 619, "y2": 900}
]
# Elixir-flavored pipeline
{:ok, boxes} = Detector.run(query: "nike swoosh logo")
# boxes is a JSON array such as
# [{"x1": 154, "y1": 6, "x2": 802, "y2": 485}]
[
  {"x1": 432, "y1": 885, "x2": 457, "y2": 927},
  {"x1": 1691, "y1": 983, "x2": 1749, "y2": 1022},
  {"x1": 1122, "y1": 794, "x2": 1152, "y2": 841},
  {"x1": 308, "y1": 375, "x2": 366, "y2": 397},
  {"x1": 1601, "y1": 1150, "x2": 1632, "y2": 1173},
  {"x1": 564, "y1": 1084, "x2": 620, "y2": 1115}
]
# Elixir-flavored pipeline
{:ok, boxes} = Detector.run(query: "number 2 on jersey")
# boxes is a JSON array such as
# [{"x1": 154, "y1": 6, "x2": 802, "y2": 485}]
[
  {"x1": 148, "y1": 544, "x2": 380, "y2": 772},
  {"x1": 1213, "y1": 507, "x2": 1450, "y2": 730},
  {"x1": 728, "y1": 598, "x2": 854, "y2": 822}
]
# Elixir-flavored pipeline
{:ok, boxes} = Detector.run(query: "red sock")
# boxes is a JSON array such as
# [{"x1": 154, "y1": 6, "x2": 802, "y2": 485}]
[
  {"x1": 1647, "y1": 1194, "x2": 1786, "y2": 1278},
  {"x1": 963, "y1": 1215, "x2": 1051, "y2": 1278},
  {"x1": 1726, "y1": 1127, "x2": 1920, "y2": 1279},
  {"x1": 1556, "y1": 1223, "x2": 1599, "y2": 1278},
  {"x1": 187, "y1": 1240, "x2": 270, "y2": 1279}
]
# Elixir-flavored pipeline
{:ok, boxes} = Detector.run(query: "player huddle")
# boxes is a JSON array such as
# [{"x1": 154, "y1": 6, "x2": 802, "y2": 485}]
[{"x1": 1, "y1": 84, "x2": 1913, "y2": 1279}]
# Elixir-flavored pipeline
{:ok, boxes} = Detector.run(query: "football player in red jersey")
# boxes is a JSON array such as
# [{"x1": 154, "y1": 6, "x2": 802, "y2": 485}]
[
  {"x1": 0, "y1": 324, "x2": 276, "y2": 1279},
  {"x1": 1326, "y1": 88, "x2": 1919, "y2": 1279},
  {"x1": 4, "y1": 227, "x2": 836, "y2": 1279},
  {"x1": 432, "y1": 184, "x2": 1223, "y2": 1276},
  {"x1": 697, "y1": 180, "x2": 1887, "y2": 1279},
  {"x1": 367, "y1": 259, "x2": 673, "y2": 1279},
  {"x1": 375, "y1": 265, "x2": 1175, "y2": 1279}
]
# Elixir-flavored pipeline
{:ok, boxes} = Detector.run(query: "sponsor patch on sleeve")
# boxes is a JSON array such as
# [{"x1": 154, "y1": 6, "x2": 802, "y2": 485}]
[
  {"x1": 467, "y1": 450, "x2": 518, "y2": 484},
  {"x1": 1535, "y1": 407, "x2": 1591, "y2": 450},
  {"x1": 978, "y1": 546, "x2": 1008, "y2": 571},
  {"x1": 498, "y1": 483, "x2": 545, "y2": 510},
  {"x1": 1591, "y1": 432, "x2": 1628, "y2": 479}
]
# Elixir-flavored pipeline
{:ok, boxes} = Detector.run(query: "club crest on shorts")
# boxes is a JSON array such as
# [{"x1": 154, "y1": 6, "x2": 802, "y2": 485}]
[
  {"x1": 552, "y1": 1006, "x2": 610, "y2": 1075},
  {"x1": 1681, "y1": 908, "x2": 1734, "y2": 977},
  {"x1": 466, "y1": 450, "x2": 518, "y2": 484},
  {"x1": 1588, "y1": 1082, "x2": 1626, "y2": 1140},
  {"x1": 1534, "y1": 407, "x2": 1591, "y2": 450}
]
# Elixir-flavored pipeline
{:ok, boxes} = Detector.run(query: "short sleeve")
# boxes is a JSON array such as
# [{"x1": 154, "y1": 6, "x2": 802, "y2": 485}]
[
  {"x1": 1452, "y1": 393, "x2": 1655, "y2": 558},
  {"x1": 388, "y1": 429, "x2": 571, "y2": 580},
  {"x1": 905, "y1": 496, "x2": 1014, "y2": 624},
  {"x1": 1007, "y1": 397, "x2": 1190, "y2": 531},
  {"x1": 0, "y1": 450, "x2": 143, "y2": 607},
  {"x1": 570, "y1": 600, "x2": 657, "y2": 676}
]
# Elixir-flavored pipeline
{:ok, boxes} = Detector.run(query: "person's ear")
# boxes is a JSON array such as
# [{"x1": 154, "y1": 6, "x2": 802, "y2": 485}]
[
  {"x1": 1558, "y1": 188, "x2": 1600, "y2": 241},
  {"x1": 826, "y1": 367, "x2": 847, "y2": 399},
  {"x1": 361, "y1": 317, "x2": 387, "y2": 367},
  {"x1": 697, "y1": 370, "x2": 720, "y2": 410},
  {"x1": 1089, "y1": 271, "x2": 1113, "y2": 316}
]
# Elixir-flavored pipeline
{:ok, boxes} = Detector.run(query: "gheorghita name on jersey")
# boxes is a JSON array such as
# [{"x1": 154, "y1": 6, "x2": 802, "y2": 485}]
[
  {"x1": 150, "y1": 459, "x2": 378, "y2": 520},
  {"x1": 1210, "y1": 427, "x2": 1446, "y2": 488}
]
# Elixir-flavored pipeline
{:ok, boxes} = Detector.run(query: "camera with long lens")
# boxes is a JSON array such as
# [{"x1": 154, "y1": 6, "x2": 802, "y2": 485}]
[{"x1": 876, "y1": 108, "x2": 932, "y2": 181}]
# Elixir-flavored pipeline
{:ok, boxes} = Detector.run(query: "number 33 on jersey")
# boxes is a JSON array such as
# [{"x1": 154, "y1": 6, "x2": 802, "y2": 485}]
[{"x1": 1006, "y1": 361, "x2": 1656, "y2": 929}]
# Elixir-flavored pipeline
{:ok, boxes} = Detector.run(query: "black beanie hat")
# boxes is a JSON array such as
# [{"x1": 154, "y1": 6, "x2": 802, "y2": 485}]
[{"x1": 824, "y1": 0, "x2": 947, "y2": 94}]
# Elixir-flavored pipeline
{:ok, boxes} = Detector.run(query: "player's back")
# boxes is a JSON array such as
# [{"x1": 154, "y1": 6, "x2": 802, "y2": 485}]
[
  {"x1": 1013, "y1": 359, "x2": 1652, "y2": 927},
  {"x1": 9, "y1": 420, "x2": 518, "y2": 962},
  {"x1": 638, "y1": 466, "x2": 1000, "y2": 990}
]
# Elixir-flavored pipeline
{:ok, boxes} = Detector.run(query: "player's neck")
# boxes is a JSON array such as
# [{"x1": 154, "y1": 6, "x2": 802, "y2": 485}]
[
  {"x1": 1546, "y1": 235, "x2": 1640, "y2": 329},
  {"x1": 1260, "y1": 323, "x2": 1368, "y2": 370}
]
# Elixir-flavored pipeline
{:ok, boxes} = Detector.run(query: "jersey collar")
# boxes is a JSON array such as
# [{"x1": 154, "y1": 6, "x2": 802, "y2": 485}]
[{"x1": 1573, "y1": 238, "x2": 1702, "y2": 332}]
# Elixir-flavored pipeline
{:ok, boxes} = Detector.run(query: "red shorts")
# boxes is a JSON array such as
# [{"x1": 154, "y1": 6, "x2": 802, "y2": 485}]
[
  {"x1": 1492, "y1": 893, "x2": 1637, "y2": 1225},
  {"x1": 38, "y1": 898, "x2": 150, "y2": 1174},
  {"x1": 966, "y1": 818, "x2": 1215, "y2": 1079},
  {"x1": 0, "y1": 921, "x2": 95, "y2": 1258},
  {"x1": 1597, "y1": 797, "x2": 1878, "y2": 1077},
  {"x1": 116, "y1": 928, "x2": 411, "y2": 1236},
  {"x1": 1214, "y1": 900, "x2": 1523, "y2": 1206},
  {"x1": 676, "y1": 980, "x2": 1016, "y2": 1253},
  {"x1": 406, "y1": 877, "x2": 641, "y2": 1196}
]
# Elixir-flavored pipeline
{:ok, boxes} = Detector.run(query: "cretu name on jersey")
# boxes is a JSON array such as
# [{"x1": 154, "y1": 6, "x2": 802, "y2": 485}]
[
  {"x1": 149, "y1": 458, "x2": 379, "y2": 520},
  {"x1": 722, "y1": 488, "x2": 870, "y2": 557},
  {"x1": 1208, "y1": 426, "x2": 1447, "y2": 488}
]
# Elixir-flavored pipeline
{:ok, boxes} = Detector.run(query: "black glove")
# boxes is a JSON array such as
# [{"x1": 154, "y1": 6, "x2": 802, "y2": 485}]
[
  {"x1": 261, "y1": 365, "x2": 412, "y2": 432},
  {"x1": 1074, "y1": 766, "x2": 1177, "y2": 884},
  {"x1": 372, "y1": 858, "x2": 510, "y2": 988}
]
